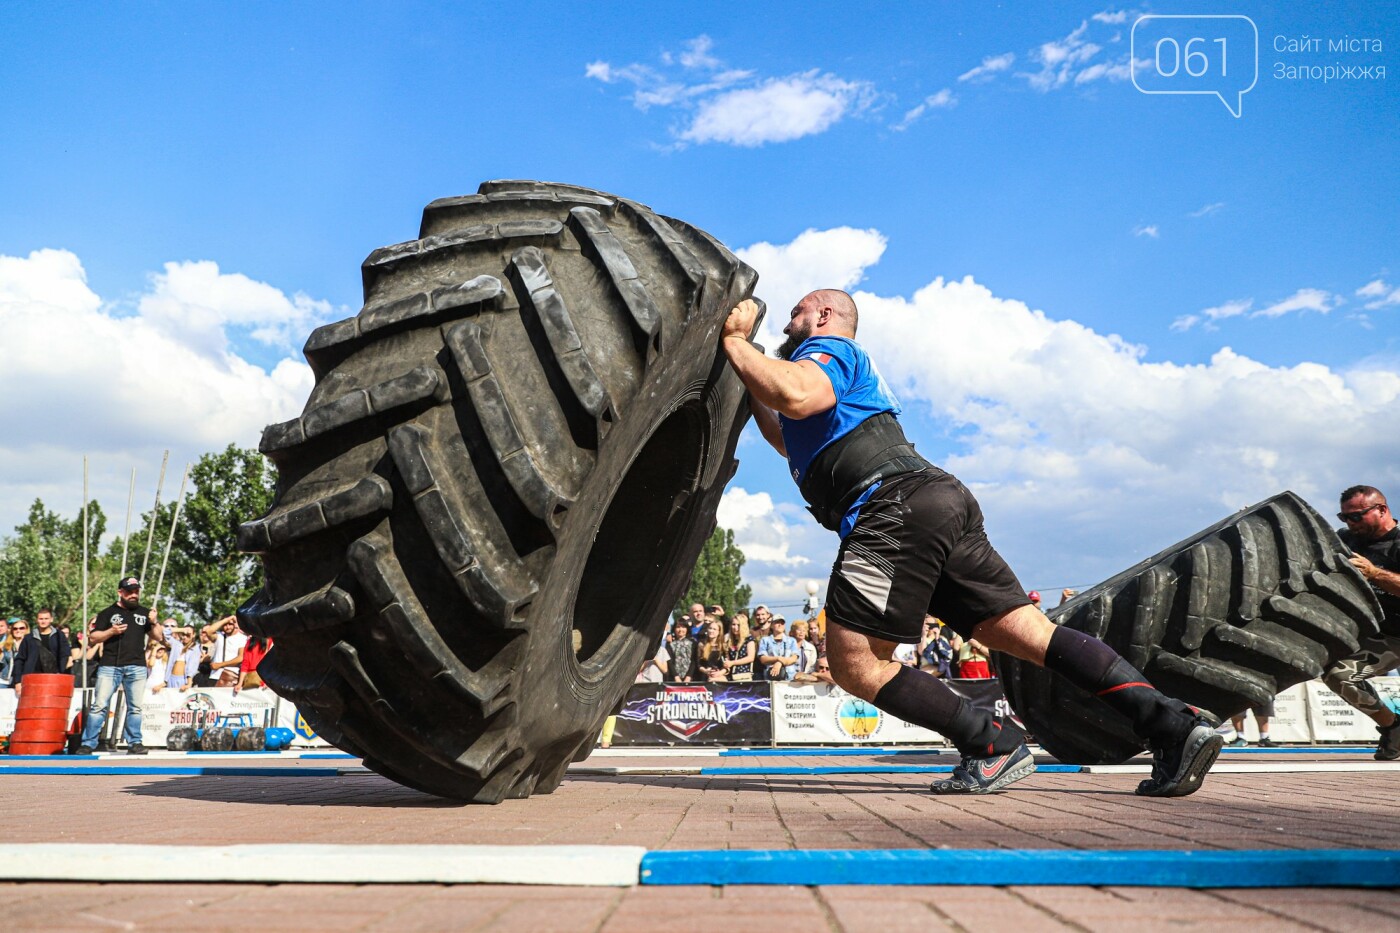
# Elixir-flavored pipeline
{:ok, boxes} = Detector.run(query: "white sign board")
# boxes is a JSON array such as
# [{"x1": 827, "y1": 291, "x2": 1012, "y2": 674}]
[
  {"x1": 1231, "y1": 683, "x2": 1313, "y2": 743},
  {"x1": 772, "y1": 682, "x2": 944, "y2": 745},
  {"x1": 0, "y1": 686, "x2": 330, "y2": 748}
]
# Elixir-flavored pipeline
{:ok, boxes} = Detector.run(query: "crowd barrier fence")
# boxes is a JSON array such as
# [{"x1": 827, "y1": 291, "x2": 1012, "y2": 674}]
[
  {"x1": 606, "y1": 677, "x2": 1400, "y2": 748},
  {"x1": 3, "y1": 677, "x2": 1397, "y2": 751}
]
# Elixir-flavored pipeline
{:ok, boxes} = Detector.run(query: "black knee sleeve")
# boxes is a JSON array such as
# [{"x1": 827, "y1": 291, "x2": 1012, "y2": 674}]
[
  {"x1": 873, "y1": 665, "x2": 1022, "y2": 757},
  {"x1": 1043, "y1": 626, "x2": 1195, "y2": 745}
]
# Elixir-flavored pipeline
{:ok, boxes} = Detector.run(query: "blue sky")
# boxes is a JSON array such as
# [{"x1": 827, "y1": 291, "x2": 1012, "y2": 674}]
[{"x1": 2, "y1": 2, "x2": 1397, "y2": 611}]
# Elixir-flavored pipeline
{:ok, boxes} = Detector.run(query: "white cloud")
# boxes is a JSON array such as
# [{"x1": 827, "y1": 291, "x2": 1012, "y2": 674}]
[
  {"x1": 679, "y1": 71, "x2": 876, "y2": 147},
  {"x1": 891, "y1": 88, "x2": 956, "y2": 131},
  {"x1": 1252, "y1": 287, "x2": 1341, "y2": 319},
  {"x1": 677, "y1": 35, "x2": 721, "y2": 70},
  {"x1": 137, "y1": 260, "x2": 332, "y2": 358},
  {"x1": 1092, "y1": 10, "x2": 1130, "y2": 24},
  {"x1": 1133, "y1": 224, "x2": 1159, "y2": 238},
  {"x1": 718, "y1": 487, "x2": 830, "y2": 608},
  {"x1": 729, "y1": 228, "x2": 1400, "y2": 596},
  {"x1": 958, "y1": 53, "x2": 1015, "y2": 83},
  {"x1": 736, "y1": 227, "x2": 887, "y2": 350},
  {"x1": 1356, "y1": 278, "x2": 1400, "y2": 310},
  {"x1": 1020, "y1": 19, "x2": 1135, "y2": 91},
  {"x1": 1189, "y1": 201, "x2": 1226, "y2": 218},
  {"x1": 1171, "y1": 297, "x2": 1252, "y2": 332},
  {"x1": 0, "y1": 248, "x2": 335, "y2": 540},
  {"x1": 587, "y1": 37, "x2": 871, "y2": 147},
  {"x1": 1170, "y1": 290, "x2": 1340, "y2": 331}
]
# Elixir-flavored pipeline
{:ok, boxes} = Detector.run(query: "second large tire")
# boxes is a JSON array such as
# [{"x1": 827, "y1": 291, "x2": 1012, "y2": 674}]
[
  {"x1": 998, "y1": 492, "x2": 1382, "y2": 764},
  {"x1": 238, "y1": 180, "x2": 758, "y2": 800}
]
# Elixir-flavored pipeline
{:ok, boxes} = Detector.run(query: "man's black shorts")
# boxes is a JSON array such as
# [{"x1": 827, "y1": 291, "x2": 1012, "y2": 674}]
[{"x1": 825, "y1": 469, "x2": 1030, "y2": 642}]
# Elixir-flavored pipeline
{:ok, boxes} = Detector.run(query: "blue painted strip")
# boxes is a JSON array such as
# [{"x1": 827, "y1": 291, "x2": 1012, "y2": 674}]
[
  {"x1": 3, "y1": 754, "x2": 97, "y2": 760},
  {"x1": 0, "y1": 766, "x2": 345, "y2": 777},
  {"x1": 721, "y1": 747, "x2": 949, "y2": 757},
  {"x1": 1221, "y1": 746, "x2": 1373, "y2": 754},
  {"x1": 298, "y1": 753, "x2": 357, "y2": 759},
  {"x1": 721, "y1": 745, "x2": 1375, "y2": 757},
  {"x1": 640, "y1": 849, "x2": 1400, "y2": 887},
  {"x1": 696, "y1": 765, "x2": 1082, "y2": 775}
]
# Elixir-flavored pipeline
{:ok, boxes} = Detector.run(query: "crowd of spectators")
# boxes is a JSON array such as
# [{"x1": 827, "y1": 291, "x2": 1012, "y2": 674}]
[
  {"x1": 638, "y1": 595, "x2": 1076, "y2": 685},
  {"x1": 0, "y1": 600, "x2": 270, "y2": 697}
]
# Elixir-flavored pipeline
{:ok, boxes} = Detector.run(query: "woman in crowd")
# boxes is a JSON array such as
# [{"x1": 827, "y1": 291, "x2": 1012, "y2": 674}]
[
  {"x1": 791, "y1": 620, "x2": 818, "y2": 676},
  {"x1": 236, "y1": 634, "x2": 272, "y2": 694},
  {"x1": 71, "y1": 627, "x2": 102, "y2": 688},
  {"x1": 147, "y1": 642, "x2": 171, "y2": 693},
  {"x1": 695, "y1": 619, "x2": 727, "y2": 682},
  {"x1": 721, "y1": 613, "x2": 756, "y2": 682},
  {"x1": 668, "y1": 619, "x2": 696, "y2": 683},
  {"x1": 166, "y1": 627, "x2": 200, "y2": 692},
  {"x1": 0, "y1": 619, "x2": 16, "y2": 688},
  {"x1": 956, "y1": 634, "x2": 993, "y2": 679},
  {"x1": 192, "y1": 626, "x2": 217, "y2": 687},
  {"x1": 807, "y1": 613, "x2": 827, "y2": 659}
]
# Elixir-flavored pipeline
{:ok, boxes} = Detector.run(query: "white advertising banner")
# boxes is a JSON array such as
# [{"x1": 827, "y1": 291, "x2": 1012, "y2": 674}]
[
  {"x1": 1, "y1": 685, "x2": 330, "y2": 748},
  {"x1": 0, "y1": 691, "x2": 83, "y2": 735},
  {"x1": 1304, "y1": 680, "x2": 1382, "y2": 742},
  {"x1": 1231, "y1": 683, "x2": 1312, "y2": 743},
  {"x1": 772, "y1": 682, "x2": 944, "y2": 745},
  {"x1": 138, "y1": 687, "x2": 280, "y2": 746}
]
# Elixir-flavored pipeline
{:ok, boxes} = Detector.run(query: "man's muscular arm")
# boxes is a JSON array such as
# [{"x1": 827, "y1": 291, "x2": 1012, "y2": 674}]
[
  {"x1": 1351, "y1": 554, "x2": 1400, "y2": 598},
  {"x1": 749, "y1": 397, "x2": 787, "y2": 457},
  {"x1": 722, "y1": 300, "x2": 836, "y2": 421}
]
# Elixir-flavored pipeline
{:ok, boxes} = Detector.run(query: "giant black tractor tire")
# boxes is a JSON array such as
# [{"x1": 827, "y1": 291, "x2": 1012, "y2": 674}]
[
  {"x1": 237, "y1": 180, "x2": 759, "y2": 801},
  {"x1": 998, "y1": 492, "x2": 1382, "y2": 764}
]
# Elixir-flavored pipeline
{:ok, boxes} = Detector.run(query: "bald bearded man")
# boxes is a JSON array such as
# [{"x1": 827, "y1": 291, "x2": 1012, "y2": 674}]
[{"x1": 721, "y1": 290, "x2": 1221, "y2": 796}]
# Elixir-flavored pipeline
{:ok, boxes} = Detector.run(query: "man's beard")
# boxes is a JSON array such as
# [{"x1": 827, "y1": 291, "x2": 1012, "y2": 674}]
[
  {"x1": 776, "y1": 324, "x2": 812, "y2": 361},
  {"x1": 121, "y1": 594, "x2": 140, "y2": 608}
]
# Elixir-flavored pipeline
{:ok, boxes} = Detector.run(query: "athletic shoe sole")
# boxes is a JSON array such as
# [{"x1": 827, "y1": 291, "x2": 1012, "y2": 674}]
[
  {"x1": 930, "y1": 748, "x2": 1037, "y2": 795},
  {"x1": 1136, "y1": 726, "x2": 1224, "y2": 798}
]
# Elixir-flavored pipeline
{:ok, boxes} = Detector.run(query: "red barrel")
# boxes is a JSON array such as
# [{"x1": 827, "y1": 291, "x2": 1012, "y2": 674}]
[{"x1": 10, "y1": 673, "x2": 75, "y2": 755}]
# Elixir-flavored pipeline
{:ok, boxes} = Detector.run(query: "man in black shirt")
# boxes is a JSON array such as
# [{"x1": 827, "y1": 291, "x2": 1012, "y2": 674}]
[
  {"x1": 1322, "y1": 485, "x2": 1400, "y2": 760},
  {"x1": 77, "y1": 576, "x2": 164, "y2": 755},
  {"x1": 12, "y1": 608, "x2": 72, "y2": 693}
]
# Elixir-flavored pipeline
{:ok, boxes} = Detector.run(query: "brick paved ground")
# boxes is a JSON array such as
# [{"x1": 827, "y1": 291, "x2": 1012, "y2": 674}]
[{"x1": 3, "y1": 750, "x2": 1398, "y2": 931}]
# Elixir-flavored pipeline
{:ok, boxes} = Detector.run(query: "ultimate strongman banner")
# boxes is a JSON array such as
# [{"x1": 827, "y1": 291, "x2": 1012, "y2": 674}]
[{"x1": 609, "y1": 682, "x2": 773, "y2": 746}]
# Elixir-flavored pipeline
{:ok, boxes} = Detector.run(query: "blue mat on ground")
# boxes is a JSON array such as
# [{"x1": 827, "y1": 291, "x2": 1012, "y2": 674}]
[
  {"x1": 696, "y1": 764, "x2": 1082, "y2": 775},
  {"x1": 641, "y1": 848, "x2": 1400, "y2": 887},
  {"x1": 719, "y1": 745, "x2": 1373, "y2": 757},
  {"x1": 0, "y1": 765, "x2": 346, "y2": 777}
]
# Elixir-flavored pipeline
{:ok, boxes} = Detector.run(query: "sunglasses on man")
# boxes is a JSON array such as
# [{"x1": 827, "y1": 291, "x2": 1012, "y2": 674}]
[{"x1": 1339, "y1": 504, "x2": 1385, "y2": 523}]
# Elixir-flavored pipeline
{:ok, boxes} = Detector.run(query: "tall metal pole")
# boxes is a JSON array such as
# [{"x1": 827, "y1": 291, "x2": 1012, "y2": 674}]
[
  {"x1": 139, "y1": 450, "x2": 169, "y2": 585},
  {"x1": 152, "y1": 464, "x2": 190, "y2": 617},
  {"x1": 81, "y1": 456, "x2": 90, "y2": 701},
  {"x1": 119, "y1": 467, "x2": 136, "y2": 579}
]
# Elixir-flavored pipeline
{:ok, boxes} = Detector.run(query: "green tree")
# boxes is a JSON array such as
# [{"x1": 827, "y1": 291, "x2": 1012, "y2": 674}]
[
  {"x1": 0, "y1": 498, "x2": 117, "y2": 629},
  {"x1": 147, "y1": 445, "x2": 276, "y2": 620},
  {"x1": 674, "y1": 526, "x2": 752, "y2": 617}
]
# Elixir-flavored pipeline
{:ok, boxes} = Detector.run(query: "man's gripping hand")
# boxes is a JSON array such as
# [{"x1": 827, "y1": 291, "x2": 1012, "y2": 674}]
[{"x1": 724, "y1": 299, "x2": 761, "y2": 342}]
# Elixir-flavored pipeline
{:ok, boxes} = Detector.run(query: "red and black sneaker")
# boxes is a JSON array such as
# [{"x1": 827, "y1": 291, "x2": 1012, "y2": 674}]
[{"x1": 930, "y1": 743, "x2": 1036, "y2": 795}]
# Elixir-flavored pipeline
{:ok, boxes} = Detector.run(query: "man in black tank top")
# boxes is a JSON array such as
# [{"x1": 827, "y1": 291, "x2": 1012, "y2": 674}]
[{"x1": 1322, "y1": 485, "x2": 1400, "y2": 760}]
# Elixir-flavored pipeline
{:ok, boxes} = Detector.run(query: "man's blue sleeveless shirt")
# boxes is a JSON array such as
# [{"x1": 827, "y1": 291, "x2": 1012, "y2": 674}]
[{"x1": 778, "y1": 335, "x2": 903, "y2": 538}]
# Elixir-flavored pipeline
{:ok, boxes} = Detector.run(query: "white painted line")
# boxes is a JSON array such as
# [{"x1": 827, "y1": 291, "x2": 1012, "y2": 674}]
[
  {"x1": 1084, "y1": 761, "x2": 1400, "y2": 774},
  {"x1": 571, "y1": 766, "x2": 704, "y2": 776},
  {"x1": 0, "y1": 844, "x2": 645, "y2": 886}
]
